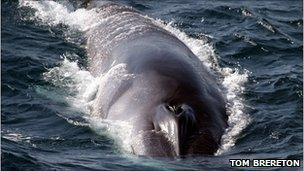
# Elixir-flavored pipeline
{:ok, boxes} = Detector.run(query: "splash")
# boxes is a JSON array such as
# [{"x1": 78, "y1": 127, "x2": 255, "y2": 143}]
[
  {"x1": 38, "y1": 55, "x2": 135, "y2": 153},
  {"x1": 42, "y1": 55, "x2": 97, "y2": 114},
  {"x1": 19, "y1": 0, "x2": 100, "y2": 31},
  {"x1": 20, "y1": 0, "x2": 250, "y2": 154},
  {"x1": 216, "y1": 68, "x2": 249, "y2": 155},
  {"x1": 89, "y1": 117, "x2": 134, "y2": 153}
]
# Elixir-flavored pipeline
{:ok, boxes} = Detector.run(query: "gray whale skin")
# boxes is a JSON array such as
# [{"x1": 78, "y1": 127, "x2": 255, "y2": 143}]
[{"x1": 85, "y1": 1, "x2": 228, "y2": 157}]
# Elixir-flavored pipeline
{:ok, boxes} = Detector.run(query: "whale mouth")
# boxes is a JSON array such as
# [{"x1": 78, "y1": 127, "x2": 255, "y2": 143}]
[
  {"x1": 131, "y1": 130, "x2": 177, "y2": 157},
  {"x1": 153, "y1": 103, "x2": 199, "y2": 155},
  {"x1": 130, "y1": 103, "x2": 203, "y2": 157},
  {"x1": 130, "y1": 128, "x2": 219, "y2": 157}
]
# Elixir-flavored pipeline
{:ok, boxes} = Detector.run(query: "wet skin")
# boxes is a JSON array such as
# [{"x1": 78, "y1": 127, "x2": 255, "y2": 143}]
[{"x1": 86, "y1": 3, "x2": 228, "y2": 157}]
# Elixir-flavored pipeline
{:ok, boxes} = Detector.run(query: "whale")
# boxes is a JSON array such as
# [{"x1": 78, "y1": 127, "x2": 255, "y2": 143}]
[{"x1": 84, "y1": 2, "x2": 228, "y2": 157}]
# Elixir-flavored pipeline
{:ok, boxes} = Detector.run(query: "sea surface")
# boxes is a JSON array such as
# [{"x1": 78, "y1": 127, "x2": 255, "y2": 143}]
[{"x1": 2, "y1": 0, "x2": 303, "y2": 170}]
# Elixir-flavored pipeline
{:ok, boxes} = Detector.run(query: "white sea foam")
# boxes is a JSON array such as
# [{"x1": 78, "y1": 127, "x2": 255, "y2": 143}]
[
  {"x1": 2, "y1": 133, "x2": 31, "y2": 142},
  {"x1": 19, "y1": 0, "x2": 100, "y2": 31},
  {"x1": 42, "y1": 56, "x2": 97, "y2": 114},
  {"x1": 2, "y1": 132, "x2": 37, "y2": 147},
  {"x1": 216, "y1": 68, "x2": 250, "y2": 155},
  {"x1": 89, "y1": 117, "x2": 134, "y2": 153},
  {"x1": 20, "y1": 0, "x2": 250, "y2": 154},
  {"x1": 40, "y1": 55, "x2": 135, "y2": 153}
]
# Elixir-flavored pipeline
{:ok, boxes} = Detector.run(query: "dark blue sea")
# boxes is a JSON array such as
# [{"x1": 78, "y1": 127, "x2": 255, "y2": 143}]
[{"x1": 2, "y1": 0, "x2": 303, "y2": 170}]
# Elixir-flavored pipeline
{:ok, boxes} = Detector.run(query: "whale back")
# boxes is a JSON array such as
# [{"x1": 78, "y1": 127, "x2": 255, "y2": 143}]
[{"x1": 85, "y1": 2, "x2": 228, "y2": 157}]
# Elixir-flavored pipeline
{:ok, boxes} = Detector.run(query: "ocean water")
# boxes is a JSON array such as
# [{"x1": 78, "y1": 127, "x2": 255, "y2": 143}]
[{"x1": 1, "y1": 0, "x2": 302, "y2": 170}]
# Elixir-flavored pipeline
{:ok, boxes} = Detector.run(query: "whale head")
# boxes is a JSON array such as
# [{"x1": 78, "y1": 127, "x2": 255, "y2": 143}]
[{"x1": 102, "y1": 55, "x2": 227, "y2": 157}]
